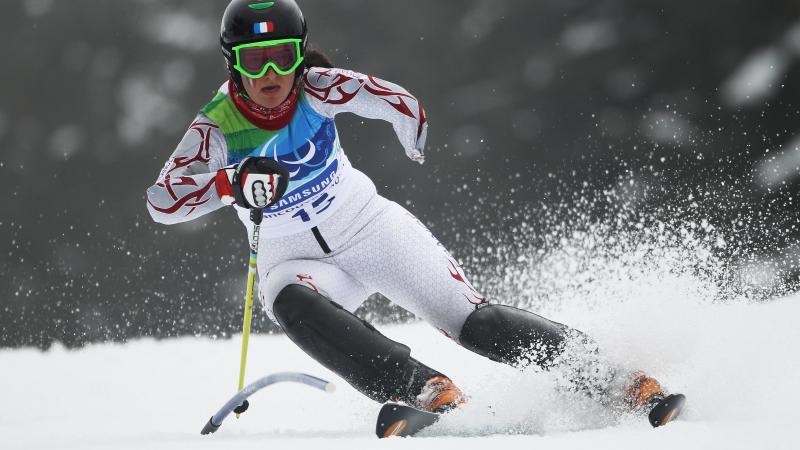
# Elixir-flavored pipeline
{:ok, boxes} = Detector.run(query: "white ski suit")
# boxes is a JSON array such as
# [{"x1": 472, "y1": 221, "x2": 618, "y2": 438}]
[{"x1": 146, "y1": 67, "x2": 484, "y2": 338}]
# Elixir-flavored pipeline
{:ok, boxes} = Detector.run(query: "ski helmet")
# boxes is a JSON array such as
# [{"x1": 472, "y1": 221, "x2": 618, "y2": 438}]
[{"x1": 220, "y1": 0, "x2": 308, "y2": 92}]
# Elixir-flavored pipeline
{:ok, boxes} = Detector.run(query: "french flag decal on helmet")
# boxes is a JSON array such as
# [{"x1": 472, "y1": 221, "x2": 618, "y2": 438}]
[{"x1": 254, "y1": 21, "x2": 274, "y2": 34}]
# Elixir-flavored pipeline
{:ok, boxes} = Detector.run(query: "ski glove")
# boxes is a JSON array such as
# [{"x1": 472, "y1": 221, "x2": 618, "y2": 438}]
[{"x1": 215, "y1": 157, "x2": 289, "y2": 209}]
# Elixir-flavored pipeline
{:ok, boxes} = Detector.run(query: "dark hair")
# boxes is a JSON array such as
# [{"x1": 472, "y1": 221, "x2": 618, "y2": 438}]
[{"x1": 305, "y1": 44, "x2": 334, "y2": 69}]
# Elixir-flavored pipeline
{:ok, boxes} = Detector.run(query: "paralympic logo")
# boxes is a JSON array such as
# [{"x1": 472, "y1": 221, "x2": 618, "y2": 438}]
[{"x1": 257, "y1": 120, "x2": 336, "y2": 181}]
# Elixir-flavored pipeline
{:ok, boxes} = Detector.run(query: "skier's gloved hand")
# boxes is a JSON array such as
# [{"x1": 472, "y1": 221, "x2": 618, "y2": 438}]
[
  {"x1": 406, "y1": 121, "x2": 428, "y2": 164},
  {"x1": 216, "y1": 164, "x2": 279, "y2": 209},
  {"x1": 215, "y1": 157, "x2": 289, "y2": 209}
]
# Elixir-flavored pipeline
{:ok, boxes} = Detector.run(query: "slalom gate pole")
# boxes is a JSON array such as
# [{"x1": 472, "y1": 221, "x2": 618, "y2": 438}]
[{"x1": 235, "y1": 207, "x2": 263, "y2": 418}]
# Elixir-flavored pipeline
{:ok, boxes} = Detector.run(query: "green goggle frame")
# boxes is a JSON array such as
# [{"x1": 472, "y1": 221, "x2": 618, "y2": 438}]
[{"x1": 232, "y1": 38, "x2": 305, "y2": 79}]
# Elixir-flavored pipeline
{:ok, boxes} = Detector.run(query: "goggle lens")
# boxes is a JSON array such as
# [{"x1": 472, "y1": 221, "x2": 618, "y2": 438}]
[{"x1": 234, "y1": 40, "x2": 303, "y2": 78}]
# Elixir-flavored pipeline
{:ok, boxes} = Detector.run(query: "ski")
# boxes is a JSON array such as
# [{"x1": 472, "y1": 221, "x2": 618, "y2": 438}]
[
  {"x1": 648, "y1": 393, "x2": 686, "y2": 427},
  {"x1": 375, "y1": 393, "x2": 686, "y2": 438},
  {"x1": 376, "y1": 403, "x2": 440, "y2": 438}
]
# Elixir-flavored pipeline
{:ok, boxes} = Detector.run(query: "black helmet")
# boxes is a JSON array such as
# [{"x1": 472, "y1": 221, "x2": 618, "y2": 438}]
[{"x1": 220, "y1": 0, "x2": 308, "y2": 92}]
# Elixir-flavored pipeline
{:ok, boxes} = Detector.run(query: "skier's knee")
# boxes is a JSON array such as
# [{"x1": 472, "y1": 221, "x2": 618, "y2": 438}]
[
  {"x1": 272, "y1": 284, "x2": 321, "y2": 327},
  {"x1": 260, "y1": 263, "x2": 311, "y2": 317},
  {"x1": 272, "y1": 284, "x2": 414, "y2": 402},
  {"x1": 272, "y1": 285, "x2": 355, "y2": 337},
  {"x1": 458, "y1": 304, "x2": 572, "y2": 369}
]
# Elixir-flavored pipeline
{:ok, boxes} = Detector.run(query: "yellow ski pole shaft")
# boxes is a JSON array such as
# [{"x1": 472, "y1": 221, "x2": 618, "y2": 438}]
[
  {"x1": 236, "y1": 208, "x2": 263, "y2": 418},
  {"x1": 238, "y1": 257, "x2": 257, "y2": 392}
]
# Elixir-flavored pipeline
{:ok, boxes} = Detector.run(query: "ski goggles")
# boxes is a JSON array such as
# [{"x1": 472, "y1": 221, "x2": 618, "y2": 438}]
[{"x1": 233, "y1": 38, "x2": 304, "y2": 79}]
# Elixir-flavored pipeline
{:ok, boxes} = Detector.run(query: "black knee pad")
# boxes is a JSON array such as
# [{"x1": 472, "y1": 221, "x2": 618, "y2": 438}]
[
  {"x1": 273, "y1": 284, "x2": 423, "y2": 403},
  {"x1": 458, "y1": 304, "x2": 570, "y2": 369}
]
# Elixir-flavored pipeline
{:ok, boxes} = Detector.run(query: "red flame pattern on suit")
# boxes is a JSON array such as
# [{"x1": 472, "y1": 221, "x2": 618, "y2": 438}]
[
  {"x1": 447, "y1": 258, "x2": 487, "y2": 305},
  {"x1": 303, "y1": 69, "x2": 362, "y2": 105},
  {"x1": 149, "y1": 177, "x2": 215, "y2": 216},
  {"x1": 147, "y1": 121, "x2": 218, "y2": 217},
  {"x1": 304, "y1": 70, "x2": 426, "y2": 140},
  {"x1": 166, "y1": 121, "x2": 216, "y2": 174},
  {"x1": 363, "y1": 75, "x2": 427, "y2": 138},
  {"x1": 296, "y1": 274, "x2": 319, "y2": 292}
]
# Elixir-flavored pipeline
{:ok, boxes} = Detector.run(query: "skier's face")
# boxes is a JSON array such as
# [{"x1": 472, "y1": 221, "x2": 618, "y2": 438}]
[{"x1": 242, "y1": 68, "x2": 295, "y2": 109}]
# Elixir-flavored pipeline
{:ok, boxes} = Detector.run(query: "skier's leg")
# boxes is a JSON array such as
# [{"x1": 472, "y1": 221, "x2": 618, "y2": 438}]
[
  {"x1": 332, "y1": 201, "x2": 615, "y2": 395},
  {"x1": 261, "y1": 260, "x2": 455, "y2": 407},
  {"x1": 324, "y1": 202, "x2": 478, "y2": 339},
  {"x1": 458, "y1": 304, "x2": 681, "y2": 424},
  {"x1": 327, "y1": 200, "x2": 681, "y2": 423},
  {"x1": 458, "y1": 304, "x2": 572, "y2": 368},
  {"x1": 327, "y1": 201, "x2": 562, "y2": 353},
  {"x1": 457, "y1": 304, "x2": 621, "y2": 397}
]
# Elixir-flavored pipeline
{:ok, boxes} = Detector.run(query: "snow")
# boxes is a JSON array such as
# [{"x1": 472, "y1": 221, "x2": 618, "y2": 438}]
[{"x1": 3, "y1": 292, "x2": 799, "y2": 450}]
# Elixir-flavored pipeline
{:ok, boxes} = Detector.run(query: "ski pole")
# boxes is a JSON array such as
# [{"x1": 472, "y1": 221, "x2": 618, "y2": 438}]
[
  {"x1": 202, "y1": 372, "x2": 335, "y2": 435},
  {"x1": 235, "y1": 207, "x2": 263, "y2": 418},
  {"x1": 226, "y1": 157, "x2": 290, "y2": 418}
]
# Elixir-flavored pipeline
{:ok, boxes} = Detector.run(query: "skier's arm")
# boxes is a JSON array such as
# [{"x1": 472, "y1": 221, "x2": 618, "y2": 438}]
[
  {"x1": 303, "y1": 67, "x2": 428, "y2": 163},
  {"x1": 146, "y1": 116, "x2": 228, "y2": 225}
]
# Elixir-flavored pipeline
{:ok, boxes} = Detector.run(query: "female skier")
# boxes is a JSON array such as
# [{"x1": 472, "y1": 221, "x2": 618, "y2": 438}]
[{"x1": 147, "y1": 0, "x2": 683, "y2": 432}]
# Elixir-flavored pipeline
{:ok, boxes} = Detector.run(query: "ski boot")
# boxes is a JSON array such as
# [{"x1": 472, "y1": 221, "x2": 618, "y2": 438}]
[
  {"x1": 415, "y1": 375, "x2": 465, "y2": 413},
  {"x1": 377, "y1": 375, "x2": 464, "y2": 438},
  {"x1": 625, "y1": 371, "x2": 686, "y2": 427}
]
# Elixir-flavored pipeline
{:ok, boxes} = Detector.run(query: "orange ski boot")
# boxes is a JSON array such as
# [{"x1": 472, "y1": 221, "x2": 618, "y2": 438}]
[
  {"x1": 625, "y1": 371, "x2": 686, "y2": 427},
  {"x1": 415, "y1": 375, "x2": 465, "y2": 413}
]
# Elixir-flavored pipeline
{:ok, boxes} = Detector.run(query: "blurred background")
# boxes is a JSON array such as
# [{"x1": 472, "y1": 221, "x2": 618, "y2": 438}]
[{"x1": 3, "y1": 0, "x2": 800, "y2": 349}]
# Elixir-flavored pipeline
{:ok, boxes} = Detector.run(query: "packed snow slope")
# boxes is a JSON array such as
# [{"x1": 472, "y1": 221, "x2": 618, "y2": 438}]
[{"x1": 2, "y1": 290, "x2": 798, "y2": 450}]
